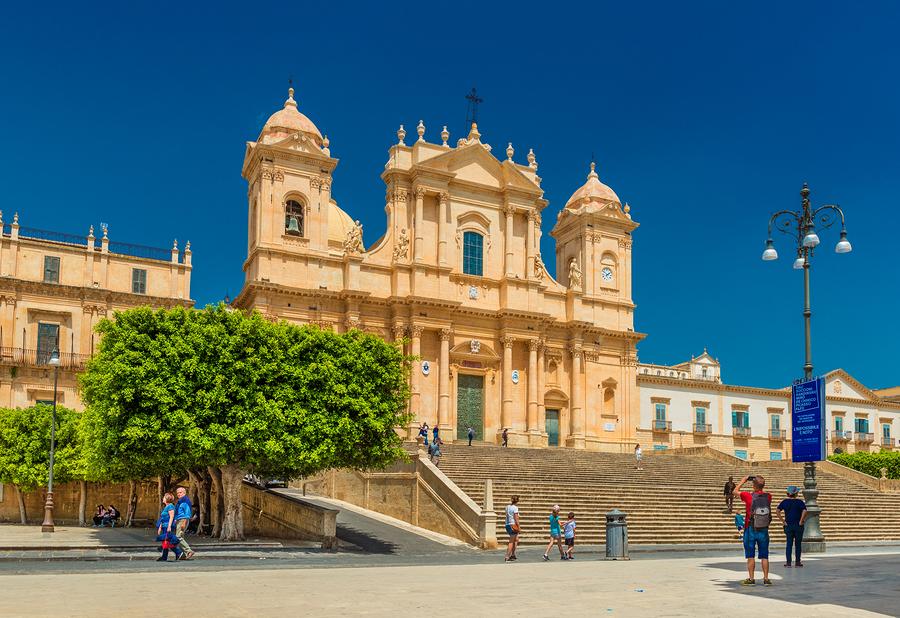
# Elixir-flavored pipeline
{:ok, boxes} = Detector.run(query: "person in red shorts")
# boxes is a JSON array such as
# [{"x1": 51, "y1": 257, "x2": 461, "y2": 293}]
[{"x1": 733, "y1": 474, "x2": 773, "y2": 586}]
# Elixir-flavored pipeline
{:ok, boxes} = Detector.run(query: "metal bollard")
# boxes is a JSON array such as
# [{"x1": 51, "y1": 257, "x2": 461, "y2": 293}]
[{"x1": 605, "y1": 508, "x2": 629, "y2": 560}]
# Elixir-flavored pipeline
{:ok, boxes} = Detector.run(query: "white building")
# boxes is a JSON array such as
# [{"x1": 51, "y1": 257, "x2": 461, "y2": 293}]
[{"x1": 637, "y1": 352, "x2": 899, "y2": 461}]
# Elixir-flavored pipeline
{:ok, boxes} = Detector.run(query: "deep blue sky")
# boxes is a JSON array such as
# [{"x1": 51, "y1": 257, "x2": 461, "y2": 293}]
[{"x1": 2, "y1": 2, "x2": 898, "y2": 389}]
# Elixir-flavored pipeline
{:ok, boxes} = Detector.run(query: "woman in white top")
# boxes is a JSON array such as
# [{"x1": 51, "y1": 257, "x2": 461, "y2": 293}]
[
  {"x1": 634, "y1": 444, "x2": 643, "y2": 470},
  {"x1": 504, "y1": 495, "x2": 520, "y2": 562}
]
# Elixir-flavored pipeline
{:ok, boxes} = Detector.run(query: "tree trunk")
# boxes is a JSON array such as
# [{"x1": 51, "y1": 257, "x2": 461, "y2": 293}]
[
  {"x1": 14, "y1": 485, "x2": 26, "y2": 524},
  {"x1": 157, "y1": 475, "x2": 165, "y2": 507},
  {"x1": 208, "y1": 466, "x2": 224, "y2": 538},
  {"x1": 188, "y1": 469, "x2": 209, "y2": 536},
  {"x1": 78, "y1": 480, "x2": 87, "y2": 526},
  {"x1": 125, "y1": 480, "x2": 138, "y2": 527},
  {"x1": 201, "y1": 470, "x2": 212, "y2": 535},
  {"x1": 218, "y1": 464, "x2": 245, "y2": 541}
]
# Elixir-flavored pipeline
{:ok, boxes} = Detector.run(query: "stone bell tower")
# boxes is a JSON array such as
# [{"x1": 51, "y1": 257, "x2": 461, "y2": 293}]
[{"x1": 241, "y1": 86, "x2": 350, "y2": 287}]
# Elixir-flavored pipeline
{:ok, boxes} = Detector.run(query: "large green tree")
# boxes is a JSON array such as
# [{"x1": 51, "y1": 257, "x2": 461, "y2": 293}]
[
  {"x1": 0, "y1": 405, "x2": 80, "y2": 523},
  {"x1": 80, "y1": 305, "x2": 411, "y2": 540}
]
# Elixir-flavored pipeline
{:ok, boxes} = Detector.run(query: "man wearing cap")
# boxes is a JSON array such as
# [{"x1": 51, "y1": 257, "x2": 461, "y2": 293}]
[{"x1": 777, "y1": 486, "x2": 808, "y2": 567}]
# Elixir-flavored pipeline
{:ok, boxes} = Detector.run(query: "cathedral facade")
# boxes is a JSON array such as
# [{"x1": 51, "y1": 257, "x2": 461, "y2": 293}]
[{"x1": 234, "y1": 88, "x2": 644, "y2": 450}]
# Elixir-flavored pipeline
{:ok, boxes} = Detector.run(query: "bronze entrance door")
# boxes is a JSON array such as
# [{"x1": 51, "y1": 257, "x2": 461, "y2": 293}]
[{"x1": 456, "y1": 374, "x2": 484, "y2": 441}]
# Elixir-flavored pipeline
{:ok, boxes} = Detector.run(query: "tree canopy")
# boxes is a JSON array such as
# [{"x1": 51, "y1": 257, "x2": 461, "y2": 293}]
[
  {"x1": 0, "y1": 404, "x2": 80, "y2": 491},
  {"x1": 79, "y1": 304, "x2": 411, "y2": 539}
]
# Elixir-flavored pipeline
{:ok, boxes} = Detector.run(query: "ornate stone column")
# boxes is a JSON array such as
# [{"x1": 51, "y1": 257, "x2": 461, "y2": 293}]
[
  {"x1": 526, "y1": 211, "x2": 536, "y2": 278},
  {"x1": 438, "y1": 192, "x2": 449, "y2": 266},
  {"x1": 438, "y1": 328, "x2": 451, "y2": 433},
  {"x1": 537, "y1": 339, "x2": 546, "y2": 432},
  {"x1": 503, "y1": 204, "x2": 515, "y2": 277},
  {"x1": 501, "y1": 335, "x2": 515, "y2": 429},
  {"x1": 527, "y1": 339, "x2": 539, "y2": 432},
  {"x1": 410, "y1": 325, "x2": 423, "y2": 420},
  {"x1": 414, "y1": 187, "x2": 426, "y2": 262},
  {"x1": 569, "y1": 344, "x2": 585, "y2": 446}
]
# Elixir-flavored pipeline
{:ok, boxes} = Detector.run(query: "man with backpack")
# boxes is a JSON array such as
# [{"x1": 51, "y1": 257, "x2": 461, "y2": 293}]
[{"x1": 733, "y1": 474, "x2": 772, "y2": 586}]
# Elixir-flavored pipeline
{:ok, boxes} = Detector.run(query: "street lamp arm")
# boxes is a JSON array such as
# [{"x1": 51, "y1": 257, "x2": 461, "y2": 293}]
[
  {"x1": 767, "y1": 209, "x2": 802, "y2": 240},
  {"x1": 811, "y1": 204, "x2": 846, "y2": 232}
]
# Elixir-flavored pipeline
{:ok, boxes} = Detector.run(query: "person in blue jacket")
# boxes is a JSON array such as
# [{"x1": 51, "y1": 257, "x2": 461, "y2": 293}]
[
  {"x1": 156, "y1": 493, "x2": 183, "y2": 562},
  {"x1": 174, "y1": 487, "x2": 196, "y2": 560}
]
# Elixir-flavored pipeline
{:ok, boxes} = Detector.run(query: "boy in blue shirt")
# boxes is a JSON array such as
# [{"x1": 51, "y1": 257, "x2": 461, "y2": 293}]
[
  {"x1": 563, "y1": 512, "x2": 577, "y2": 560},
  {"x1": 542, "y1": 505, "x2": 566, "y2": 561},
  {"x1": 777, "y1": 485, "x2": 807, "y2": 567}
]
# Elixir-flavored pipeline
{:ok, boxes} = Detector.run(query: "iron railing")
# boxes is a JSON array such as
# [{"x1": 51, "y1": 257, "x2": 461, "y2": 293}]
[
  {"x1": 855, "y1": 432, "x2": 875, "y2": 444},
  {"x1": 0, "y1": 347, "x2": 91, "y2": 369},
  {"x1": 692, "y1": 423, "x2": 712, "y2": 434},
  {"x1": 769, "y1": 429, "x2": 787, "y2": 440},
  {"x1": 732, "y1": 426, "x2": 752, "y2": 438},
  {"x1": 882, "y1": 437, "x2": 894, "y2": 447},
  {"x1": 652, "y1": 420, "x2": 672, "y2": 432},
  {"x1": 15, "y1": 226, "x2": 98, "y2": 248},
  {"x1": 107, "y1": 240, "x2": 174, "y2": 262},
  {"x1": 831, "y1": 430, "x2": 852, "y2": 441}
]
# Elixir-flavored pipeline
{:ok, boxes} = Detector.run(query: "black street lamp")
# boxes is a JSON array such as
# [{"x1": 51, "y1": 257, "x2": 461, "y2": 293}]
[
  {"x1": 762, "y1": 183, "x2": 852, "y2": 553},
  {"x1": 40, "y1": 349, "x2": 61, "y2": 533}
]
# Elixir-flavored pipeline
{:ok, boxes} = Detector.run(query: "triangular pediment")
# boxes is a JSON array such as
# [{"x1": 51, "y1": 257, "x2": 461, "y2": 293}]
[
  {"x1": 418, "y1": 144, "x2": 541, "y2": 194},
  {"x1": 269, "y1": 132, "x2": 330, "y2": 157},
  {"x1": 825, "y1": 369, "x2": 879, "y2": 402}
]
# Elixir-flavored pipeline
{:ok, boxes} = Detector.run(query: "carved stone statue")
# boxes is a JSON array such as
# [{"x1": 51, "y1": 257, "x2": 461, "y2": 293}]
[
  {"x1": 344, "y1": 220, "x2": 364, "y2": 254},
  {"x1": 393, "y1": 228, "x2": 409, "y2": 261},
  {"x1": 534, "y1": 254, "x2": 546, "y2": 280},
  {"x1": 568, "y1": 257, "x2": 583, "y2": 289}
]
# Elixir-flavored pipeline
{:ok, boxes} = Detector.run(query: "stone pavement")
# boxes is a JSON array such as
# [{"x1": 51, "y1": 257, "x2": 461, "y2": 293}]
[{"x1": 1, "y1": 550, "x2": 896, "y2": 617}]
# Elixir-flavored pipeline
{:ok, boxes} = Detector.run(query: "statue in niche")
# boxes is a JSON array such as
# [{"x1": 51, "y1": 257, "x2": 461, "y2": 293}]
[
  {"x1": 568, "y1": 257, "x2": 583, "y2": 289},
  {"x1": 344, "y1": 220, "x2": 364, "y2": 254},
  {"x1": 393, "y1": 228, "x2": 409, "y2": 261}
]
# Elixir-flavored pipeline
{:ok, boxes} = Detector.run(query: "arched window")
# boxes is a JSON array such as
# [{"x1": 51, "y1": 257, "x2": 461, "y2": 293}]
[
  {"x1": 285, "y1": 200, "x2": 304, "y2": 236},
  {"x1": 462, "y1": 231, "x2": 483, "y2": 276}
]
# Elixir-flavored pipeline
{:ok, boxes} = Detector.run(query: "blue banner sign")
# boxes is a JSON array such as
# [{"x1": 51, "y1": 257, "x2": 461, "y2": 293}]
[{"x1": 792, "y1": 376, "x2": 826, "y2": 462}]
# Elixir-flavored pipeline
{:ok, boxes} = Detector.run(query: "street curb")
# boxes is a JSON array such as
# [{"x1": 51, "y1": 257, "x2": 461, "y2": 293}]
[{"x1": 0, "y1": 542, "x2": 285, "y2": 552}]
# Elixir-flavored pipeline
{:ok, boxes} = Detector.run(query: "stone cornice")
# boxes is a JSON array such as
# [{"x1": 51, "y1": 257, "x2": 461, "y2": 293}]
[{"x1": 0, "y1": 278, "x2": 192, "y2": 309}]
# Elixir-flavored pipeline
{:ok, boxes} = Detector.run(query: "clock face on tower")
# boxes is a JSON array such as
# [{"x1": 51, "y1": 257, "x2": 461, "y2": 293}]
[{"x1": 601, "y1": 267, "x2": 613, "y2": 282}]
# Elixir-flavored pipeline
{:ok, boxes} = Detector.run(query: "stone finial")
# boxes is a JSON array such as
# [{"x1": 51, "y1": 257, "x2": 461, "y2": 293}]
[
  {"x1": 101, "y1": 223, "x2": 108, "y2": 238},
  {"x1": 441, "y1": 125, "x2": 449, "y2": 147},
  {"x1": 173, "y1": 239, "x2": 178, "y2": 250},
  {"x1": 285, "y1": 86, "x2": 298, "y2": 109},
  {"x1": 185, "y1": 241, "x2": 191, "y2": 252},
  {"x1": 0, "y1": 211, "x2": 3, "y2": 226},
  {"x1": 88, "y1": 225, "x2": 94, "y2": 238},
  {"x1": 468, "y1": 122, "x2": 481, "y2": 142},
  {"x1": 397, "y1": 124, "x2": 406, "y2": 145},
  {"x1": 506, "y1": 142, "x2": 514, "y2": 161},
  {"x1": 527, "y1": 148, "x2": 537, "y2": 170},
  {"x1": 881, "y1": 467, "x2": 889, "y2": 480},
  {"x1": 588, "y1": 160, "x2": 599, "y2": 179},
  {"x1": 624, "y1": 202, "x2": 631, "y2": 219},
  {"x1": 322, "y1": 135, "x2": 330, "y2": 156},
  {"x1": 417, "y1": 120, "x2": 425, "y2": 142},
  {"x1": 12, "y1": 212, "x2": 18, "y2": 225}
]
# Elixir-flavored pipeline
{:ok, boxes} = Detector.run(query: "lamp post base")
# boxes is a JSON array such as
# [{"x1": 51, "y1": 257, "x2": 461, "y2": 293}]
[
  {"x1": 40, "y1": 491, "x2": 55, "y2": 533},
  {"x1": 802, "y1": 461, "x2": 825, "y2": 553}
]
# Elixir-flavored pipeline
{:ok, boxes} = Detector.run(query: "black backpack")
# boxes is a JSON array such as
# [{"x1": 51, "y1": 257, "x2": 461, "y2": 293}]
[{"x1": 750, "y1": 493, "x2": 772, "y2": 530}]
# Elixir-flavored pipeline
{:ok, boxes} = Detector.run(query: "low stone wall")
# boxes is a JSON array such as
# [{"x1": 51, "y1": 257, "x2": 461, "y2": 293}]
[
  {"x1": 818, "y1": 460, "x2": 900, "y2": 493},
  {"x1": 241, "y1": 484, "x2": 337, "y2": 549},
  {"x1": 0, "y1": 481, "x2": 158, "y2": 525},
  {"x1": 301, "y1": 451, "x2": 497, "y2": 548}
]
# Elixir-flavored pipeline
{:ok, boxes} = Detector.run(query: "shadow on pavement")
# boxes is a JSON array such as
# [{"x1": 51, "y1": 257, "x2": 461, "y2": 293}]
[
  {"x1": 704, "y1": 555, "x2": 900, "y2": 616},
  {"x1": 334, "y1": 524, "x2": 399, "y2": 554}
]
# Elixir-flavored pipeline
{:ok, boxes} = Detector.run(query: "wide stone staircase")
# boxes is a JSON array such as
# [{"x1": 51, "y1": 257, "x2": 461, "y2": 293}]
[{"x1": 436, "y1": 444, "x2": 900, "y2": 545}]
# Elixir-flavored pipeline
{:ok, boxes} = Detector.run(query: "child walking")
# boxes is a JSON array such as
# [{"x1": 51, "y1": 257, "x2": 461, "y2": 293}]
[
  {"x1": 563, "y1": 511, "x2": 577, "y2": 560},
  {"x1": 542, "y1": 505, "x2": 566, "y2": 561}
]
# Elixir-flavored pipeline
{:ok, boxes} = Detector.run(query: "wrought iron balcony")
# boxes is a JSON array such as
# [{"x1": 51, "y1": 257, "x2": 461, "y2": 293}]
[
  {"x1": 882, "y1": 437, "x2": 894, "y2": 448},
  {"x1": 831, "y1": 430, "x2": 852, "y2": 442},
  {"x1": 692, "y1": 423, "x2": 712, "y2": 434},
  {"x1": 0, "y1": 347, "x2": 91, "y2": 370},
  {"x1": 769, "y1": 429, "x2": 787, "y2": 440},
  {"x1": 732, "y1": 426, "x2": 752, "y2": 438},
  {"x1": 855, "y1": 432, "x2": 875, "y2": 444},
  {"x1": 652, "y1": 420, "x2": 672, "y2": 432}
]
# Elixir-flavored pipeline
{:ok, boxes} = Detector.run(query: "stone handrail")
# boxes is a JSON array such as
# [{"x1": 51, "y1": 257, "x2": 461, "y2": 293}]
[
  {"x1": 818, "y1": 460, "x2": 900, "y2": 493},
  {"x1": 241, "y1": 483, "x2": 338, "y2": 549}
]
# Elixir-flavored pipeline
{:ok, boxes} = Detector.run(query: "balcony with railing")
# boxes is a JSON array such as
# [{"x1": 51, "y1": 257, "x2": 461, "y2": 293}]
[
  {"x1": 882, "y1": 437, "x2": 894, "y2": 448},
  {"x1": 0, "y1": 347, "x2": 91, "y2": 370},
  {"x1": 652, "y1": 420, "x2": 672, "y2": 432},
  {"x1": 855, "y1": 432, "x2": 875, "y2": 444},
  {"x1": 692, "y1": 423, "x2": 712, "y2": 435},
  {"x1": 831, "y1": 430, "x2": 852, "y2": 442},
  {"x1": 732, "y1": 426, "x2": 752, "y2": 438},
  {"x1": 768, "y1": 429, "x2": 787, "y2": 440},
  {"x1": 5, "y1": 224, "x2": 179, "y2": 263}
]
